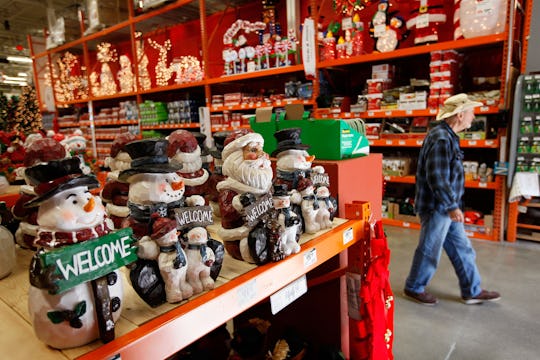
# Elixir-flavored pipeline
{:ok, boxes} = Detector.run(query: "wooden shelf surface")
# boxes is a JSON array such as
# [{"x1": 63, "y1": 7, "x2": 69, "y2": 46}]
[{"x1": 0, "y1": 218, "x2": 363, "y2": 360}]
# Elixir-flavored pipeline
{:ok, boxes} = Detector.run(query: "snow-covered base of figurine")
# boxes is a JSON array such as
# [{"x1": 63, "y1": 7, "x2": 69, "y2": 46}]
[{"x1": 28, "y1": 270, "x2": 123, "y2": 349}]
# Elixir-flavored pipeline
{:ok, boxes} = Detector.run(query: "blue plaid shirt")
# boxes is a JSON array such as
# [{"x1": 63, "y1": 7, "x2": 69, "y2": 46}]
[{"x1": 415, "y1": 121, "x2": 464, "y2": 216}]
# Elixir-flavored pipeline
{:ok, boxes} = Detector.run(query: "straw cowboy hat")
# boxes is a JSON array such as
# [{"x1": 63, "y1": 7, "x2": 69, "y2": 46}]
[{"x1": 436, "y1": 93, "x2": 483, "y2": 121}]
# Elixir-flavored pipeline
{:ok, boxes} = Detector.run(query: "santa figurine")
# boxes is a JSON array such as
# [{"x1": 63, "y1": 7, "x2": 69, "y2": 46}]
[
  {"x1": 168, "y1": 130, "x2": 210, "y2": 201},
  {"x1": 23, "y1": 157, "x2": 123, "y2": 349},
  {"x1": 12, "y1": 137, "x2": 67, "y2": 249},
  {"x1": 406, "y1": 0, "x2": 447, "y2": 45},
  {"x1": 137, "y1": 216, "x2": 193, "y2": 303},
  {"x1": 216, "y1": 129, "x2": 273, "y2": 263},
  {"x1": 119, "y1": 138, "x2": 203, "y2": 307},
  {"x1": 101, "y1": 132, "x2": 138, "y2": 229},
  {"x1": 207, "y1": 131, "x2": 230, "y2": 216}
]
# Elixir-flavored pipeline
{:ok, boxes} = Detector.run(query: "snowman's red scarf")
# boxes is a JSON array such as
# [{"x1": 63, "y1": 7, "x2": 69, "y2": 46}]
[{"x1": 34, "y1": 219, "x2": 113, "y2": 249}]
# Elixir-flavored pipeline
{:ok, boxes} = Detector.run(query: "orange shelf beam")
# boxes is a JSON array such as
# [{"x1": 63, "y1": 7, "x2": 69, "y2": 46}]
[
  {"x1": 370, "y1": 138, "x2": 499, "y2": 148},
  {"x1": 140, "y1": 123, "x2": 200, "y2": 130},
  {"x1": 206, "y1": 64, "x2": 305, "y2": 84},
  {"x1": 210, "y1": 99, "x2": 315, "y2": 113}
]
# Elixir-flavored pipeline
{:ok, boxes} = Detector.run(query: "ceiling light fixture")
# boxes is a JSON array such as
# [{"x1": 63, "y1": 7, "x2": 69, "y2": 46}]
[
  {"x1": 1, "y1": 80, "x2": 28, "y2": 86},
  {"x1": 6, "y1": 56, "x2": 32, "y2": 63},
  {"x1": 18, "y1": 72, "x2": 28, "y2": 77}
]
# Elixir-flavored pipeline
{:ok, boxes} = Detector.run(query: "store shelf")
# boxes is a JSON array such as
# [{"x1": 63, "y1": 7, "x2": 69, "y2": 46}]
[
  {"x1": 206, "y1": 64, "x2": 305, "y2": 84},
  {"x1": 0, "y1": 219, "x2": 365, "y2": 359},
  {"x1": 318, "y1": 33, "x2": 507, "y2": 69},
  {"x1": 211, "y1": 124, "x2": 251, "y2": 132},
  {"x1": 382, "y1": 218, "x2": 494, "y2": 241},
  {"x1": 382, "y1": 175, "x2": 498, "y2": 190},
  {"x1": 140, "y1": 123, "x2": 201, "y2": 130},
  {"x1": 370, "y1": 138, "x2": 499, "y2": 148},
  {"x1": 210, "y1": 98, "x2": 315, "y2": 112},
  {"x1": 316, "y1": 105, "x2": 500, "y2": 120}
]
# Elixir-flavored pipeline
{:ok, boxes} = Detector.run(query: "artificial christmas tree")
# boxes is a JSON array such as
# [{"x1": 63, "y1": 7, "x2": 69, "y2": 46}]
[{"x1": 15, "y1": 86, "x2": 42, "y2": 134}]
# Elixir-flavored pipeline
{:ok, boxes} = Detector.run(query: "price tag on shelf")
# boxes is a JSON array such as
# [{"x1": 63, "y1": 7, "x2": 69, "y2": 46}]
[
  {"x1": 227, "y1": 106, "x2": 233, "y2": 110},
  {"x1": 398, "y1": 140, "x2": 405, "y2": 145},
  {"x1": 344, "y1": 112, "x2": 351, "y2": 117},
  {"x1": 406, "y1": 110, "x2": 413, "y2": 115},
  {"x1": 429, "y1": 109, "x2": 437, "y2": 114},
  {"x1": 270, "y1": 275, "x2": 307, "y2": 315},
  {"x1": 303, "y1": 248, "x2": 317, "y2": 268},
  {"x1": 385, "y1": 140, "x2": 393, "y2": 145},
  {"x1": 465, "y1": 231, "x2": 474, "y2": 237},
  {"x1": 416, "y1": 140, "x2": 424, "y2": 146},
  {"x1": 403, "y1": 222, "x2": 411, "y2": 228},
  {"x1": 285, "y1": 99, "x2": 293, "y2": 104},
  {"x1": 236, "y1": 279, "x2": 257, "y2": 307},
  {"x1": 275, "y1": 100, "x2": 282, "y2": 105},
  {"x1": 384, "y1": 176, "x2": 391, "y2": 181},
  {"x1": 368, "y1": 111, "x2": 375, "y2": 117},
  {"x1": 480, "y1": 106, "x2": 489, "y2": 112},
  {"x1": 486, "y1": 140, "x2": 494, "y2": 146},
  {"x1": 385, "y1": 111, "x2": 392, "y2": 116},
  {"x1": 467, "y1": 140, "x2": 477, "y2": 146},
  {"x1": 343, "y1": 227, "x2": 354, "y2": 245},
  {"x1": 479, "y1": 182, "x2": 488, "y2": 188},
  {"x1": 368, "y1": 140, "x2": 374, "y2": 145},
  {"x1": 241, "y1": 104, "x2": 246, "y2": 108}
]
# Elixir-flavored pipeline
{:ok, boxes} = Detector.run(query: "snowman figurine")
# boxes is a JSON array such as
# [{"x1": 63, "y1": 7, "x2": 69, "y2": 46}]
[
  {"x1": 119, "y1": 138, "x2": 204, "y2": 307},
  {"x1": 184, "y1": 226, "x2": 215, "y2": 294},
  {"x1": 24, "y1": 157, "x2": 122, "y2": 349},
  {"x1": 271, "y1": 184, "x2": 301, "y2": 257},
  {"x1": 0, "y1": 213, "x2": 15, "y2": 279}
]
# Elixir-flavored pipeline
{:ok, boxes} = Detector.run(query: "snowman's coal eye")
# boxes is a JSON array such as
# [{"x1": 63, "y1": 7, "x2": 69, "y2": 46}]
[{"x1": 72, "y1": 200, "x2": 78, "y2": 205}]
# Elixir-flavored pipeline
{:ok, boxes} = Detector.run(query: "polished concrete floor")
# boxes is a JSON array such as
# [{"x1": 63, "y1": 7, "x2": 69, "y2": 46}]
[{"x1": 385, "y1": 225, "x2": 540, "y2": 360}]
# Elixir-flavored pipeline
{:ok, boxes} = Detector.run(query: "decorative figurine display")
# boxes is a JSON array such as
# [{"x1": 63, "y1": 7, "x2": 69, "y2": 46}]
[
  {"x1": 168, "y1": 130, "x2": 210, "y2": 200},
  {"x1": 117, "y1": 55, "x2": 136, "y2": 93},
  {"x1": 184, "y1": 226, "x2": 215, "y2": 294},
  {"x1": 217, "y1": 129, "x2": 274, "y2": 263},
  {"x1": 61, "y1": 129, "x2": 93, "y2": 174},
  {"x1": 0, "y1": 215, "x2": 15, "y2": 279},
  {"x1": 137, "y1": 216, "x2": 193, "y2": 303},
  {"x1": 270, "y1": 184, "x2": 301, "y2": 257},
  {"x1": 24, "y1": 157, "x2": 136, "y2": 349},
  {"x1": 459, "y1": 0, "x2": 507, "y2": 38},
  {"x1": 101, "y1": 132, "x2": 137, "y2": 229},
  {"x1": 369, "y1": 0, "x2": 407, "y2": 52},
  {"x1": 12, "y1": 137, "x2": 67, "y2": 249}
]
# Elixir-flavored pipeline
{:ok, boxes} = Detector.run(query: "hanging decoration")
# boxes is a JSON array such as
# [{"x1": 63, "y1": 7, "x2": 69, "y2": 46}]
[
  {"x1": 135, "y1": 32, "x2": 151, "y2": 90},
  {"x1": 333, "y1": 0, "x2": 373, "y2": 16},
  {"x1": 148, "y1": 38, "x2": 173, "y2": 87},
  {"x1": 90, "y1": 42, "x2": 119, "y2": 97}
]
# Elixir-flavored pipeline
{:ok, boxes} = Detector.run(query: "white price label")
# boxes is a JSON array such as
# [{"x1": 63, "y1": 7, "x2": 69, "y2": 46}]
[
  {"x1": 343, "y1": 227, "x2": 354, "y2": 245},
  {"x1": 236, "y1": 279, "x2": 257, "y2": 307},
  {"x1": 403, "y1": 222, "x2": 411, "y2": 228},
  {"x1": 398, "y1": 140, "x2": 406, "y2": 145},
  {"x1": 342, "y1": 17, "x2": 353, "y2": 30},
  {"x1": 303, "y1": 248, "x2": 317, "y2": 268},
  {"x1": 270, "y1": 275, "x2": 308, "y2": 315},
  {"x1": 479, "y1": 182, "x2": 488, "y2": 188},
  {"x1": 475, "y1": 0, "x2": 495, "y2": 16},
  {"x1": 386, "y1": 140, "x2": 393, "y2": 145},
  {"x1": 416, "y1": 140, "x2": 424, "y2": 146},
  {"x1": 384, "y1": 175, "x2": 391, "y2": 181}
]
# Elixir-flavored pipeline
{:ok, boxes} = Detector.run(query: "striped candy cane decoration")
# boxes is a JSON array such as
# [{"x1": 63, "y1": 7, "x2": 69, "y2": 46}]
[{"x1": 453, "y1": 0, "x2": 464, "y2": 39}]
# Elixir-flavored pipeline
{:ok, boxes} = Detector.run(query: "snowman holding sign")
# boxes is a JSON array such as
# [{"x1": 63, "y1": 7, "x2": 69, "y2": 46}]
[{"x1": 24, "y1": 157, "x2": 135, "y2": 349}]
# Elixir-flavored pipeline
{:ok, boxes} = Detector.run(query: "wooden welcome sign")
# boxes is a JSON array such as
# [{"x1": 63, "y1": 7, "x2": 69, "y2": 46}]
[
  {"x1": 39, "y1": 228, "x2": 138, "y2": 294},
  {"x1": 244, "y1": 193, "x2": 274, "y2": 227}
]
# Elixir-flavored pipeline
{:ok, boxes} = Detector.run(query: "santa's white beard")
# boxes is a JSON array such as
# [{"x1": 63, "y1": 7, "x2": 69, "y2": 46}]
[
  {"x1": 223, "y1": 151, "x2": 273, "y2": 191},
  {"x1": 108, "y1": 153, "x2": 132, "y2": 172},
  {"x1": 179, "y1": 158, "x2": 202, "y2": 174}
]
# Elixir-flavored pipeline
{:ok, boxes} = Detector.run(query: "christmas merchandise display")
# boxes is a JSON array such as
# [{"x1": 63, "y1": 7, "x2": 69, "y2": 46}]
[
  {"x1": 369, "y1": 0, "x2": 408, "y2": 53},
  {"x1": 101, "y1": 132, "x2": 138, "y2": 229},
  {"x1": 207, "y1": 131, "x2": 231, "y2": 216},
  {"x1": 61, "y1": 129, "x2": 95, "y2": 175},
  {"x1": 406, "y1": 0, "x2": 447, "y2": 45},
  {"x1": 24, "y1": 157, "x2": 135, "y2": 348}
]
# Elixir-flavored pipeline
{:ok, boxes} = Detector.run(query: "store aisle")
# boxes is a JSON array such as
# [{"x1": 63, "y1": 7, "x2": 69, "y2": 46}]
[{"x1": 385, "y1": 225, "x2": 540, "y2": 360}]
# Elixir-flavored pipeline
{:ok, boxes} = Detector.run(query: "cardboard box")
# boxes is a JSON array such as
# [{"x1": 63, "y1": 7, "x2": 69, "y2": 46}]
[
  {"x1": 249, "y1": 107, "x2": 278, "y2": 154},
  {"x1": 278, "y1": 118, "x2": 370, "y2": 160}
]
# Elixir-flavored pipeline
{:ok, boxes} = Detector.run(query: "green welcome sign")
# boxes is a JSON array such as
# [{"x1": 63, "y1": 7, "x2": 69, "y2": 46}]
[{"x1": 39, "y1": 228, "x2": 138, "y2": 294}]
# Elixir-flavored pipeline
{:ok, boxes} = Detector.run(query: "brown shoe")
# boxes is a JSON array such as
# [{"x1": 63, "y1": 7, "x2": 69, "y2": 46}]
[
  {"x1": 404, "y1": 289, "x2": 438, "y2": 305},
  {"x1": 462, "y1": 289, "x2": 501, "y2": 305}
]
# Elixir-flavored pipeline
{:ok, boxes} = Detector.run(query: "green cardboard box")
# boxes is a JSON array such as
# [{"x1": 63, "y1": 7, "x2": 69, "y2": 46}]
[{"x1": 277, "y1": 118, "x2": 370, "y2": 160}]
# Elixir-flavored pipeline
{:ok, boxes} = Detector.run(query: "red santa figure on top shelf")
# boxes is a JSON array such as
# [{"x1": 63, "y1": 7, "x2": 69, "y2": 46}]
[
  {"x1": 101, "y1": 132, "x2": 138, "y2": 229},
  {"x1": 406, "y1": 0, "x2": 447, "y2": 45},
  {"x1": 168, "y1": 130, "x2": 210, "y2": 201},
  {"x1": 216, "y1": 129, "x2": 273, "y2": 263}
]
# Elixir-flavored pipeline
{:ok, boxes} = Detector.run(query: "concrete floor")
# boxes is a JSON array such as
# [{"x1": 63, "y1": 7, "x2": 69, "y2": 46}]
[{"x1": 385, "y1": 225, "x2": 540, "y2": 360}]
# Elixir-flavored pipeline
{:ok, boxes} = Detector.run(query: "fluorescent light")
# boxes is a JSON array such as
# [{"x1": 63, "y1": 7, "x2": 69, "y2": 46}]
[
  {"x1": 4, "y1": 76, "x2": 27, "y2": 81},
  {"x1": 17, "y1": 72, "x2": 28, "y2": 77},
  {"x1": 2, "y1": 80, "x2": 28, "y2": 86},
  {"x1": 6, "y1": 56, "x2": 32, "y2": 63}
]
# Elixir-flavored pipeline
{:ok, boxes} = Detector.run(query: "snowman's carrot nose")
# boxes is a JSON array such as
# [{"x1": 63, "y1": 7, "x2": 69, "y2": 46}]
[
  {"x1": 171, "y1": 180, "x2": 184, "y2": 191},
  {"x1": 84, "y1": 197, "x2": 95, "y2": 212},
  {"x1": 306, "y1": 155, "x2": 315, "y2": 163}
]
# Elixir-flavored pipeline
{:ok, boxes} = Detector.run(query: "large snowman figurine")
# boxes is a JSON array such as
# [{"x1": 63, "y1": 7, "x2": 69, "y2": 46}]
[
  {"x1": 0, "y1": 214, "x2": 15, "y2": 279},
  {"x1": 119, "y1": 138, "x2": 204, "y2": 307},
  {"x1": 24, "y1": 157, "x2": 123, "y2": 349}
]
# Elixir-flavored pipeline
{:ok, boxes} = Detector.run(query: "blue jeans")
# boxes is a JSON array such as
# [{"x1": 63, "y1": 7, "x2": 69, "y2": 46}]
[{"x1": 405, "y1": 210, "x2": 482, "y2": 298}]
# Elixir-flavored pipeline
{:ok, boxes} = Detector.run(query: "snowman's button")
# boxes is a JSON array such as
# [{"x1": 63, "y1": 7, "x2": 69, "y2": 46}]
[
  {"x1": 111, "y1": 297, "x2": 121, "y2": 312},
  {"x1": 106, "y1": 272, "x2": 118, "y2": 286}
]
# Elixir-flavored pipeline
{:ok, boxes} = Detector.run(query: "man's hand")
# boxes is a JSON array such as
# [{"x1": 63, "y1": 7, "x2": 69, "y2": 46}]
[{"x1": 448, "y1": 208, "x2": 464, "y2": 223}]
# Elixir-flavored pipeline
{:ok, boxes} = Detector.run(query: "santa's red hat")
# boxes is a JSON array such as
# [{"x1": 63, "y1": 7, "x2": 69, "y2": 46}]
[
  {"x1": 110, "y1": 132, "x2": 138, "y2": 158},
  {"x1": 167, "y1": 130, "x2": 200, "y2": 158},
  {"x1": 151, "y1": 216, "x2": 177, "y2": 240},
  {"x1": 23, "y1": 137, "x2": 66, "y2": 167},
  {"x1": 222, "y1": 129, "x2": 264, "y2": 161}
]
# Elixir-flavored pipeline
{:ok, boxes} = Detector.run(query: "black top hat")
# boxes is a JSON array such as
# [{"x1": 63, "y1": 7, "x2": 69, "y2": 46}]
[
  {"x1": 24, "y1": 157, "x2": 99, "y2": 208},
  {"x1": 273, "y1": 183, "x2": 289, "y2": 197},
  {"x1": 270, "y1": 128, "x2": 310, "y2": 158},
  {"x1": 118, "y1": 139, "x2": 182, "y2": 182},
  {"x1": 209, "y1": 131, "x2": 231, "y2": 159},
  {"x1": 192, "y1": 132, "x2": 210, "y2": 157}
]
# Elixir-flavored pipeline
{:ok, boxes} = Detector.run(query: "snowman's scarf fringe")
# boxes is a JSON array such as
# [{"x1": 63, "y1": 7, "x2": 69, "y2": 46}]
[{"x1": 34, "y1": 218, "x2": 113, "y2": 249}]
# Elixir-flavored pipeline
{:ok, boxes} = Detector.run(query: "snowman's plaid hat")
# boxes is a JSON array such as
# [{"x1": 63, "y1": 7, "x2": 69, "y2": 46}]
[{"x1": 24, "y1": 157, "x2": 99, "y2": 208}]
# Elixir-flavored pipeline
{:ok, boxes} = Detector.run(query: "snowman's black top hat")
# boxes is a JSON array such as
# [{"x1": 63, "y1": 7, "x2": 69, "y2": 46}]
[
  {"x1": 270, "y1": 128, "x2": 310, "y2": 158},
  {"x1": 24, "y1": 157, "x2": 99, "y2": 208},
  {"x1": 209, "y1": 131, "x2": 231, "y2": 159},
  {"x1": 118, "y1": 138, "x2": 182, "y2": 182}
]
